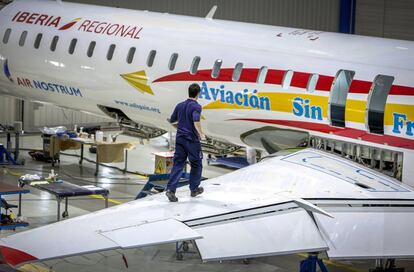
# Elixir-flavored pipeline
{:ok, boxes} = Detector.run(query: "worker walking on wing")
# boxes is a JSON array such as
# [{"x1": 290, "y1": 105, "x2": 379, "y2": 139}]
[{"x1": 166, "y1": 83, "x2": 206, "y2": 202}]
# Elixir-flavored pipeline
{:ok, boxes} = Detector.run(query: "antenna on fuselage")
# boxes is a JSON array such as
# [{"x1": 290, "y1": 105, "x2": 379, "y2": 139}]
[{"x1": 205, "y1": 5, "x2": 217, "y2": 20}]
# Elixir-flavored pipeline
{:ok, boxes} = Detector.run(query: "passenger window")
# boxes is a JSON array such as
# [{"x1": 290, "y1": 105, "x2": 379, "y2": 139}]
[
  {"x1": 257, "y1": 66, "x2": 268, "y2": 84},
  {"x1": 147, "y1": 50, "x2": 156, "y2": 67},
  {"x1": 2, "y1": 28, "x2": 11, "y2": 44},
  {"x1": 169, "y1": 53, "x2": 178, "y2": 70},
  {"x1": 87, "y1": 41, "x2": 96, "y2": 57},
  {"x1": 307, "y1": 74, "x2": 319, "y2": 93},
  {"x1": 19, "y1": 31, "x2": 27, "y2": 47},
  {"x1": 329, "y1": 70, "x2": 354, "y2": 127},
  {"x1": 68, "y1": 39, "x2": 77, "y2": 55},
  {"x1": 50, "y1": 35, "x2": 59, "y2": 52},
  {"x1": 282, "y1": 70, "x2": 293, "y2": 89},
  {"x1": 127, "y1": 47, "x2": 136, "y2": 64},
  {"x1": 366, "y1": 75, "x2": 395, "y2": 134},
  {"x1": 107, "y1": 44, "x2": 116, "y2": 61},
  {"x1": 34, "y1": 33, "x2": 42, "y2": 49},
  {"x1": 232, "y1": 63, "x2": 243, "y2": 81},
  {"x1": 212, "y1": 59, "x2": 222, "y2": 78},
  {"x1": 190, "y1": 56, "x2": 201, "y2": 75}
]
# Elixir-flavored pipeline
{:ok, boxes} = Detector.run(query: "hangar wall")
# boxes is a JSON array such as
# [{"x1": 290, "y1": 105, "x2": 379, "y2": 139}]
[
  {"x1": 356, "y1": 0, "x2": 414, "y2": 40},
  {"x1": 31, "y1": 103, "x2": 110, "y2": 129},
  {"x1": 0, "y1": 96, "x2": 19, "y2": 126},
  {"x1": 69, "y1": 0, "x2": 341, "y2": 32},
  {"x1": 0, "y1": 98, "x2": 111, "y2": 131}
]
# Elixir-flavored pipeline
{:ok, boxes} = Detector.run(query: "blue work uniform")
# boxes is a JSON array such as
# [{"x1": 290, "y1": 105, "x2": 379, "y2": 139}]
[{"x1": 166, "y1": 99, "x2": 203, "y2": 193}]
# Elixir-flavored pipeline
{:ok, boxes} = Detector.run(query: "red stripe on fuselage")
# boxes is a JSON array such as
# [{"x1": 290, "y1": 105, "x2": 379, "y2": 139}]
[
  {"x1": 315, "y1": 75, "x2": 335, "y2": 91},
  {"x1": 349, "y1": 80, "x2": 372, "y2": 94},
  {"x1": 232, "y1": 118, "x2": 414, "y2": 150},
  {"x1": 265, "y1": 69, "x2": 285, "y2": 85},
  {"x1": 291, "y1": 72, "x2": 311, "y2": 89},
  {"x1": 153, "y1": 68, "x2": 414, "y2": 96}
]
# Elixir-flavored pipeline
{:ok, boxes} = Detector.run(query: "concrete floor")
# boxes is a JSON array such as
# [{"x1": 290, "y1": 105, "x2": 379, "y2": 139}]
[{"x1": 0, "y1": 134, "x2": 414, "y2": 272}]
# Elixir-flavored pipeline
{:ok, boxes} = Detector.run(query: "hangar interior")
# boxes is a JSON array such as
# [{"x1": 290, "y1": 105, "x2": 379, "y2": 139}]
[{"x1": 0, "y1": 0, "x2": 414, "y2": 271}]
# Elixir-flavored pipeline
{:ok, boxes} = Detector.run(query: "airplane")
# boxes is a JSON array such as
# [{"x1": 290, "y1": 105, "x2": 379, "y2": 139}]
[{"x1": 0, "y1": 0, "x2": 414, "y2": 269}]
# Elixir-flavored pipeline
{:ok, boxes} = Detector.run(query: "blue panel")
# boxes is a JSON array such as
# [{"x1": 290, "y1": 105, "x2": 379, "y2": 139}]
[
  {"x1": 339, "y1": 0, "x2": 356, "y2": 34},
  {"x1": 0, "y1": 223, "x2": 29, "y2": 230}
]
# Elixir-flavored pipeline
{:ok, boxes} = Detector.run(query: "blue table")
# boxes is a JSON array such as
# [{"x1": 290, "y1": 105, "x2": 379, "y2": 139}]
[{"x1": 19, "y1": 179, "x2": 108, "y2": 221}]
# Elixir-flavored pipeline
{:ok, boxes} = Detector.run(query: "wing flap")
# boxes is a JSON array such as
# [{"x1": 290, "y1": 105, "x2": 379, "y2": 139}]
[
  {"x1": 315, "y1": 209, "x2": 414, "y2": 259},
  {"x1": 99, "y1": 219, "x2": 201, "y2": 249},
  {"x1": 195, "y1": 209, "x2": 328, "y2": 261}
]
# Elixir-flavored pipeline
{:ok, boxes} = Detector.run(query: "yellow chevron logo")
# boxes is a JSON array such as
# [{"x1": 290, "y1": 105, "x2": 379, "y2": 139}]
[{"x1": 120, "y1": 70, "x2": 154, "y2": 95}]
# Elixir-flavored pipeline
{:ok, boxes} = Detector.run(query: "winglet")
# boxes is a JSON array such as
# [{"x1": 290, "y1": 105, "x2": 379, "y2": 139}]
[
  {"x1": 293, "y1": 198, "x2": 334, "y2": 218},
  {"x1": 205, "y1": 5, "x2": 217, "y2": 20}
]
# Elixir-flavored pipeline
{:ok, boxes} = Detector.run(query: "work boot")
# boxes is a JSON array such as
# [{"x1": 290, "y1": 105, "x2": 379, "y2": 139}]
[
  {"x1": 166, "y1": 190, "x2": 178, "y2": 202},
  {"x1": 191, "y1": 187, "x2": 204, "y2": 197}
]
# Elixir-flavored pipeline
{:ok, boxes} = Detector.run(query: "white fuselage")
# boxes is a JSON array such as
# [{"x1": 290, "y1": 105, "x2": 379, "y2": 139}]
[{"x1": 0, "y1": 0, "x2": 414, "y2": 180}]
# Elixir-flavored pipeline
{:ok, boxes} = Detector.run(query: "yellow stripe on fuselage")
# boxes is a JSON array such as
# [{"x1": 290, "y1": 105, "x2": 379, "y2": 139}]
[
  {"x1": 345, "y1": 99, "x2": 366, "y2": 123},
  {"x1": 203, "y1": 92, "x2": 414, "y2": 126},
  {"x1": 384, "y1": 103, "x2": 414, "y2": 125}
]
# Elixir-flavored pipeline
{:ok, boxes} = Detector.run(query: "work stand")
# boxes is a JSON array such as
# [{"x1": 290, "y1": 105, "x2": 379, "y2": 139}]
[
  {"x1": 299, "y1": 254, "x2": 328, "y2": 272},
  {"x1": 370, "y1": 259, "x2": 405, "y2": 272},
  {"x1": 0, "y1": 144, "x2": 17, "y2": 165},
  {"x1": 0, "y1": 184, "x2": 30, "y2": 230},
  {"x1": 175, "y1": 240, "x2": 198, "y2": 261}
]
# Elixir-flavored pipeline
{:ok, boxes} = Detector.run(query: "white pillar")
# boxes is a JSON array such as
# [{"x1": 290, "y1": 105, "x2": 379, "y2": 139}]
[
  {"x1": 246, "y1": 147, "x2": 257, "y2": 165},
  {"x1": 168, "y1": 131, "x2": 176, "y2": 151}
]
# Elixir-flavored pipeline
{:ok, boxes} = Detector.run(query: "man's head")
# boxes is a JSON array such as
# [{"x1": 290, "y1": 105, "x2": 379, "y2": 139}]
[{"x1": 188, "y1": 83, "x2": 201, "y2": 99}]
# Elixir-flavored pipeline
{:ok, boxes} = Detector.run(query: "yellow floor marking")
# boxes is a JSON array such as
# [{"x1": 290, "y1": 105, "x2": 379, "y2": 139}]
[
  {"x1": 3, "y1": 168, "x2": 23, "y2": 177},
  {"x1": 296, "y1": 253, "x2": 364, "y2": 272},
  {"x1": 89, "y1": 194, "x2": 123, "y2": 205},
  {"x1": 18, "y1": 264, "x2": 50, "y2": 272},
  {"x1": 136, "y1": 173, "x2": 148, "y2": 179}
]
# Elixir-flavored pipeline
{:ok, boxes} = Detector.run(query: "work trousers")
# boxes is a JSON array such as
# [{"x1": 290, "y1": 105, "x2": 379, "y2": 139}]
[{"x1": 166, "y1": 136, "x2": 203, "y2": 193}]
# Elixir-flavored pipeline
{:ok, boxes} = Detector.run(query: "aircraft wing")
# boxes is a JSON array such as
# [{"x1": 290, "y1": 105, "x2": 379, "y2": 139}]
[{"x1": 1, "y1": 149, "x2": 414, "y2": 267}]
